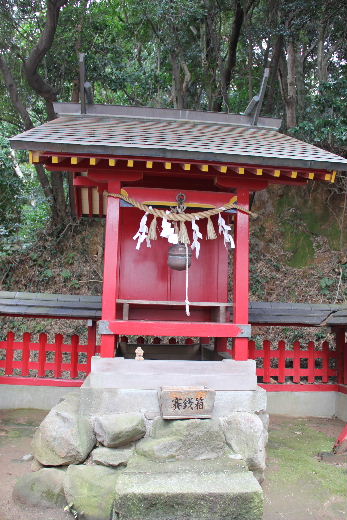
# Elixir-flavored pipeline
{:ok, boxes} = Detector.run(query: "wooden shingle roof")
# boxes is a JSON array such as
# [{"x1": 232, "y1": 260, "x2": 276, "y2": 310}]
[{"x1": 10, "y1": 104, "x2": 347, "y2": 172}]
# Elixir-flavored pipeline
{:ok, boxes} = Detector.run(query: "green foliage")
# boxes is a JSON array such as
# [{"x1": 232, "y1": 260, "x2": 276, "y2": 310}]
[
  {"x1": 0, "y1": 137, "x2": 50, "y2": 257},
  {"x1": 319, "y1": 277, "x2": 335, "y2": 295},
  {"x1": 292, "y1": 77, "x2": 347, "y2": 154},
  {"x1": 40, "y1": 268, "x2": 54, "y2": 281},
  {"x1": 64, "y1": 252, "x2": 77, "y2": 265},
  {"x1": 0, "y1": 0, "x2": 346, "y2": 270},
  {"x1": 280, "y1": 220, "x2": 315, "y2": 268},
  {"x1": 0, "y1": 135, "x2": 23, "y2": 246},
  {"x1": 61, "y1": 269, "x2": 72, "y2": 280}
]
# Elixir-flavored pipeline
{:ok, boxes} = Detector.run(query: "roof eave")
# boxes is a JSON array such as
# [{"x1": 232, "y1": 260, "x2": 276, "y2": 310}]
[{"x1": 9, "y1": 138, "x2": 347, "y2": 171}]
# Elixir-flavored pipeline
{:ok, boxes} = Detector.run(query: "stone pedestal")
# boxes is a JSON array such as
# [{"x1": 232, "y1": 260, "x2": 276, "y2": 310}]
[
  {"x1": 15, "y1": 358, "x2": 268, "y2": 520},
  {"x1": 80, "y1": 357, "x2": 267, "y2": 418}
]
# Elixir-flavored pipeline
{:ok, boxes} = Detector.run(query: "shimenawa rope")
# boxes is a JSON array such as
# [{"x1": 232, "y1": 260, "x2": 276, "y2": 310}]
[{"x1": 106, "y1": 192, "x2": 256, "y2": 219}]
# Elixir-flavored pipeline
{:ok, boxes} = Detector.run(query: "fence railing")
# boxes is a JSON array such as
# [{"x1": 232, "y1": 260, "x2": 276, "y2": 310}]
[
  {"x1": 0, "y1": 332, "x2": 346, "y2": 389},
  {"x1": 0, "y1": 331, "x2": 98, "y2": 386},
  {"x1": 249, "y1": 339, "x2": 347, "y2": 386}
]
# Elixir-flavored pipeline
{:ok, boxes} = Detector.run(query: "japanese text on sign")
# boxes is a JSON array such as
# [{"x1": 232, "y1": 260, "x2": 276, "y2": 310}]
[{"x1": 159, "y1": 387, "x2": 215, "y2": 419}]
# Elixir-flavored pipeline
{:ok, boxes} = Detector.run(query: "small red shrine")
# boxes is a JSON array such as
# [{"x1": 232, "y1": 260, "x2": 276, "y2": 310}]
[{"x1": 10, "y1": 103, "x2": 347, "y2": 362}]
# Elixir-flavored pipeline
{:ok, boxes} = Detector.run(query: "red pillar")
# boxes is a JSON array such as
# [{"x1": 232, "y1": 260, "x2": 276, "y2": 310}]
[
  {"x1": 233, "y1": 189, "x2": 250, "y2": 360},
  {"x1": 100, "y1": 180, "x2": 120, "y2": 357}
]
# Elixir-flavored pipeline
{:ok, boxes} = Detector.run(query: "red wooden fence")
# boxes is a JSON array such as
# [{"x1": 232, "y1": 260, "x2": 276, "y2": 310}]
[
  {"x1": 249, "y1": 339, "x2": 347, "y2": 387},
  {"x1": 0, "y1": 330, "x2": 98, "y2": 386},
  {"x1": 0, "y1": 332, "x2": 346, "y2": 389}
]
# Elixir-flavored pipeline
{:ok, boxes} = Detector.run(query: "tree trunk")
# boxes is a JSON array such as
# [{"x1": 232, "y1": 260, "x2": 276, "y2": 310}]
[
  {"x1": 248, "y1": 39, "x2": 253, "y2": 101},
  {"x1": 263, "y1": 35, "x2": 283, "y2": 114},
  {"x1": 50, "y1": 172, "x2": 68, "y2": 226},
  {"x1": 170, "y1": 52, "x2": 184, "y2": 109},
  {"x1": 296, "y1": 47, "x2": 305, "y2": 117},
  {"x1": 286, "y1": 38, "x2": 297, "y2": 128},
  {"x1": 213, "y1": 0, "x2": 245, "y2": 111},
  {"x1": 67, "y1": 172, "x2": 77, "y2": 218},
  {"x1": 317, "y1": 27, "x2": 329, "y2": 85}
]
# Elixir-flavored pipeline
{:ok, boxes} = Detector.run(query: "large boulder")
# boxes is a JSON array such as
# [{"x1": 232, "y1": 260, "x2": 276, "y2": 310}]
[
  {"x1": 32, "y1": 397, "x2": 96, "y2": 466},
  {"x1": 13, "y1": 468, "x2": 66, "y2": 508},
  {"x1": 222, "y1": 412, "x2": 267, "y2": 482},
  {"x1": 94, "y1": 413, "x2": 146, "y2": 448},
  {"x1": 91, "y1": 446, "x2": 134, "y2": 467},
  {"x1": 64, "y1": 464, "x2": 120, "y2": 520},
  {"x1": 136, "y1": 418, "x2": 226, "y2": 461}
]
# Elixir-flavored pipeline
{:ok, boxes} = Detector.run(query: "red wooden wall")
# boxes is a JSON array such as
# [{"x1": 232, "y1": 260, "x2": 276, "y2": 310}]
[{"x1": 118, "y1": 208, "x2": 229, "y2": 303}]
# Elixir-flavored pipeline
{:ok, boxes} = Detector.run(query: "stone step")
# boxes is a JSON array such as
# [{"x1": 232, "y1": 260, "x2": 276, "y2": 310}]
[
  {"x1": 114, "y1": 456, "x2": 263, "y2": 520},
  {"x1": 89, "y1": 358, "x2": 257, "y2": 391}
]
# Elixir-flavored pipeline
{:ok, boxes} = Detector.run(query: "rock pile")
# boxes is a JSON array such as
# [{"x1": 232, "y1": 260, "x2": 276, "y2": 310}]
[{"x1": 13, "y1": 394, "x2": 268, "y2": 520}]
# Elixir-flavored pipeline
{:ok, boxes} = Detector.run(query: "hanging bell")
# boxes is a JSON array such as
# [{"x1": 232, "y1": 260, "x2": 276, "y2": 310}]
[{"x1": 168, "y1": 243, "x2": 192, "y2": 271}]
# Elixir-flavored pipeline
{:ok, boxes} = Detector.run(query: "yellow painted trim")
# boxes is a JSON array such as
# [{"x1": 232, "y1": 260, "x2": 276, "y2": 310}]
[
  {"x1": 90, "y1": 158, "x2": 99, "y2": 166},
  {"x1": 330, "y1": 171, "x2": 337, "y2": 183},
  {"x1": 325, "y1": 173, "x2": 331, "y2": 181},
  {"x1": 308, "y1": 172, "x2": 314, "y2": 180},
  {"x1": 30, "y1": 151, "x2": 40, "y2": 163},
  {"x1": 200, "y1": 164, "x2": 209, "y2": 172},
  {"x1": 256, "y1": 169, "x2": 263, "y2": 176},
  {"x1": 142, "y1": 201, "x2": 216, "y2": 208},
  {"x1": 274, "y1": 169, "x2": 281, "y2": 177},
  {"x1": 146, "y1": 161, "x2": 153, "y2": 168},
  {"x1": 120, "y1": 189, "x2": 128, "y2": 197},
  {"x1": 109, "y1": 159, "x2": 116, "y2": 167},
  {"x1": 52, "y1": 156, "x2": 63, "y2": 164},
  {"x1": 183, "y1": 164, "x2": 191, "y2": 171},
  {"x1": 291, "y1": 171, "x2": 298, "y2": 178},
  {"x1": 127, "y1": 159, "x2": 134, "y2": 167},
  {"x1": 217, "y1": 165, "x2": 227, "y2": 173},
  {"x1": 71, "y1": 157, "x2": 81, "y2": 165},
  {"x1": 238, "y1": 167, "x2": 245, "y2": 175},
  {"x1": 164, "y1": 162, "x2": 171, "y2": 170}
]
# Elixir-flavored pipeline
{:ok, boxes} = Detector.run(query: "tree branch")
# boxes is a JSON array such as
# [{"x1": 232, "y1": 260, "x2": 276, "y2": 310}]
[
  {"x1": 23, "y1": 0, "x2": 69, "y2": 119},
  {"x1": 222, "y1": 0, "x2": 244, "y2": 97},
  {"x1": 0, "y1": 55, "x2": 33, "y2": 130}
]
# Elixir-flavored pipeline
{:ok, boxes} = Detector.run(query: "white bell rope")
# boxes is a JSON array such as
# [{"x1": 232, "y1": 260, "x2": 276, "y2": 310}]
[{"x1": 185, "y1": 243, "x2": 190, "y2": 317}]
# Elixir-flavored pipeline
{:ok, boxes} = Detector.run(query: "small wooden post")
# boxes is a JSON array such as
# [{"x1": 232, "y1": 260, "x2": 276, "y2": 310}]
[
  {"x1": 307, "y1": 341, "x2": 315, "y2": 383},
  {"x1": 322, "y1": 340, "x2": 329, "y2": 383},
  {"x1": 100, "y1": 180, "x2": 121, "y2": 357},
  {"x1": 293, "y1": 341, "x2": 300, "y2": 383},
  {"x1": 215, "y1": 337, "x2": 228, "y2": 353},
  {"x1": 335, "y1": 327, "x2": 346, "y2": 384},
  {"x1": 71, "y1": 335, "x2": 79, "y2": 379},
  {"x1": 263, "y1": 340, "x2": 271, "y2": 383},
  {"x1": 38, "y1": 333, "x2": 47, "y2": 378},
  {"x1": 233, "y1": 188, "x2": 250, "y2": 360},
  {"x1": 22, "y1": 332, "x2": 31, "y2": 377},
  {"x1": 87, "y1": 320, "x2": 97, "y2": 374},
  {"x1": 5, "y1": 331, "x2": 14, "y2": 376},
  {"x1": 55, "y1": 334, "x2": 63, "y2": 379},
  {"x1": 278, "y1": 340, "x2": 286, "y2": 383}
]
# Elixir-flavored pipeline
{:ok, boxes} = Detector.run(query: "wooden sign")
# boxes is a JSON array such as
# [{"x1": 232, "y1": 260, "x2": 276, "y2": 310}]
[{"x1": 159, "y1": 386, "x2": 215, "y2": 419}]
